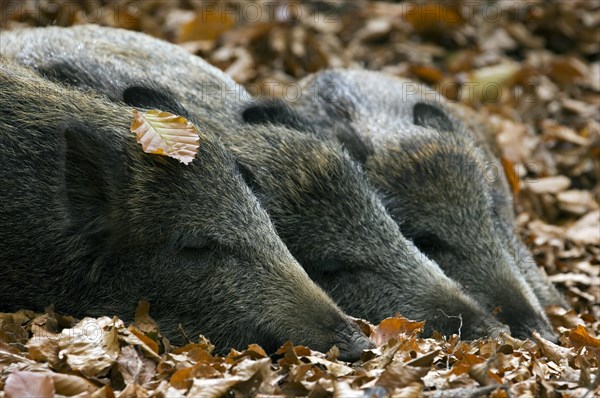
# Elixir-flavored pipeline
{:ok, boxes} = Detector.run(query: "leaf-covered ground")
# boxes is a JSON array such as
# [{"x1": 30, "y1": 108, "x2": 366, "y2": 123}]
[
  {"x1": 0, "y1": 304, "x2": 599, "y2": 397},
  {"x1": 0, "y1": 1, "x2": 598, "y2": 397}
]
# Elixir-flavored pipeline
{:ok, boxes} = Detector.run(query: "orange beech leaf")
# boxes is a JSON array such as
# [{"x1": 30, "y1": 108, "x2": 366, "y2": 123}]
[
  {"x1": 130, "y1": 109, "x2": 200, "y2": 165},
  {"x1": 569, "y1": 325, "x2": 600, "y2": 349},
  {"x1": 501, "y1": 157, "x2": 521, "y2": 194}
]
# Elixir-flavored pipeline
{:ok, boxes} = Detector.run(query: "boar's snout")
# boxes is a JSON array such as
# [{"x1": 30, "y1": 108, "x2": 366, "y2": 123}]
[{"x1": 335, "y1": 323, "x2": 375, "y2": 362}]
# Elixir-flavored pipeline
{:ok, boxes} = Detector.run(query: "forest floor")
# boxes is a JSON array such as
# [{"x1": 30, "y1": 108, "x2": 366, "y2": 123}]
[{"x1": 0, "y1": 1, "x2": 598, "y2": 397}]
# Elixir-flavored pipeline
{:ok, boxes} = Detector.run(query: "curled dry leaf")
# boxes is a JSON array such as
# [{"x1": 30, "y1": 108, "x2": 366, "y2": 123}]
[
  {"x1": 124, "y1": 325, "x2": 160, "y2": 358},
  {"x1": 133, "y1": 300, "x2": 159, "y2": 334},
  {"x1": 568, "y1": 325, "x2": 600, "y2": 350},
  {"x1": 130, "y1": 109, "x2": 200, "y2": 165},
  {"x1": 532, "y1": 331, "x2": 576, "y2": 364}
]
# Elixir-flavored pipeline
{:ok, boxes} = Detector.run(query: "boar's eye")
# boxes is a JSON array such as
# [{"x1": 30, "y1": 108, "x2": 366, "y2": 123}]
[
  {"x1": 236, "y1": 161, "x2": 261, "y2": 193},
  {"x1": 311, "y1": 258, "x2": 356, "y2": 274},
  {"x1": 178, "y1": 238, "x2": 220, "y2": 262}
]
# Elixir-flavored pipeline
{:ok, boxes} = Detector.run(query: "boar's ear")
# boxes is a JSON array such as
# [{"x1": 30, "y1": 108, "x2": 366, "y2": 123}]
[
  {"x1": 413, "y1": 102, "x2": 455, "y2": 132},
  {"x1": 61, "y1": 121, "x2": 123, "y2": 240},
  {"x1": 122, "y1": 85, "x2": 191, "y2": 119},
  {"x1": 242, "y1": 99, "x2": 319, "y2": 135}
]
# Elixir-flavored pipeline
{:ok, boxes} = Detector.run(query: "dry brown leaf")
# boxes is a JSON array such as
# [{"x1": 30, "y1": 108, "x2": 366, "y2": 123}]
[
  {"x1": 133, "y1": 301, "x2": 159, "y2": 334},
  {"x1": 170, "y1": 362, "x2": 221, "y2": 390},
  {"x1": 532, "y1": 331, "x2": 576, "y2": 364},
  {"x1": 406, "y1": 349, "x2": 440, "y2": 368},
  {"x1": 51, "y1": 372, "x2": 99, "y2": 396},
  {"x1": 57, "y1": 317, "x2": 120, "y2": 378},
  {"x1": 546, "y1": 306, "x2": 585, "y2": 329},
  {"x1": 549, "y1": 57, "x2": 588, "y2": 86},
  {"x1": 130, "y1": 109, "x2": 200, "y2": 165},
  {"x1": 303, "y1": 355, "x2": 354, "y2": 378},
  {"x1": 26, "y1": 331, "x2": 60, "y2": 366},
  {"x1": 501, "y1": 157, "x2": 521, "y2": 194},
  {"x1": 350, "y1": 316, "x2": 375, "y2": 337},
  {"x1": 391, "y1": 382, "x2": 424, "y2": 397},
  {"x1": 542, "y1": 120, "x2": 591, "y2": 146},
  {"x1": 117, "y1": 345, "x2": 156, "y2": 387},
  {"x1": 465, "y1": 63, "x2": 520, "y2": 103},
  {"x1": 186, "y1": 357, "x2": 274, "y2": 397},
  {"x1": 177, "y1": 9, "x2": 236, "y2": 43},
  {"x1": 565, "y1": 211, "x2": 600, "y2": 245},
  {"x1": 450, "y1": 353, "x2": 486, "y2": 376},
  {"x1": 127, "y1": 325, "x2": 159, "y2": 356},
  {"x1": 557, "y1": 190, "x2": 599, "y2": 215},
  {"x1": 89, "y1": 385, "x2": 115, "y2": 398},
  {"x1": 117, "y1": 383, "x2": 149, "y2": 398},
  {"x1": 332, "y1": 380, "x2": 363, "y2": 398},
  {"x1": 376, "y1": 362, "x2": 430, "y2": 389},
  {"x1": 4, "y1": 371, "x2": 55, "y2": 398},
  {"x1": 410, "y1": 65, "x2": 443, "y2": 84},
  {"x1": 524, "y1": 176, "x2": 571, "y2": 194},
  {"x1": 0, "y1": 312, "x2": 31, "y2": 344},
  {"x1": 569, "y1": 325, "x2": 600, "y2": 350},
  {"x1": 370, "y1": 316, "x2": 425, "y2": 347},
  {"x1": 404, "y1": 3, "x2": 464, "y2": 34},
  {"x1": 495, "y1": 119, "x2": 537, "y2": 165},
  {"x1": 172, "y1": 341, "x2": 216, "y2": 364}
]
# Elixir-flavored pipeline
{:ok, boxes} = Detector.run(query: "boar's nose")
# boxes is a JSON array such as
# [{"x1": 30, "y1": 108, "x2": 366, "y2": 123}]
[
  {"x1": 336, "y1": 329, "x2": 375, "y2": 362},
  {"x1": 511, "y1": 321, "x2": 558, "y2": 344}
]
